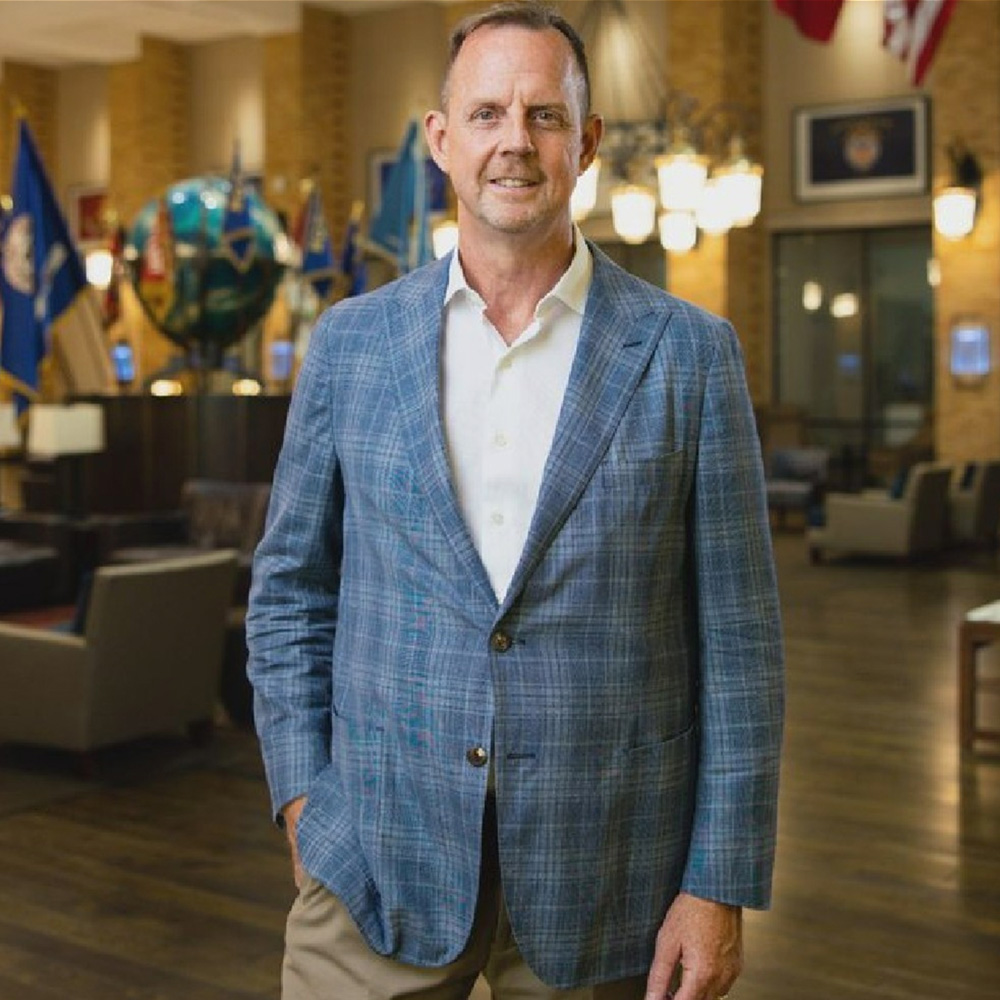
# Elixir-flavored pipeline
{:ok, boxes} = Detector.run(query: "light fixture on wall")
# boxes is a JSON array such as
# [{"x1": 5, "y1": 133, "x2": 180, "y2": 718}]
[
  {"x1": 933, "y1": 139, "x2": 983, "y2": 241},
  {"x1": 570, "y1": 1, "x2": 763, "y2": 250}
]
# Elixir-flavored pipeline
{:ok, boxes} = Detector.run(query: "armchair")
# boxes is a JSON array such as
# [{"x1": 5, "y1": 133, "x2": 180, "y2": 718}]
[
  {"x1": 808, "y1": 462, "x2": 953, "y2": 563},
  {"x1": 765, "y1": 447, "x2": 830, "y2": 528},
  {"x1": 949, "y1": 460, "x2": 1000, "y2": 546},
  {"x1": 0, "y1": 550, "x2": 236, "y2": 755}
]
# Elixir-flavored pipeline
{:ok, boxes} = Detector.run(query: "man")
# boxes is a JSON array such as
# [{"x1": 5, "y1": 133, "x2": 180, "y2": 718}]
[{"x1": 247, "y1": 3, "x2": 783, "y2": 999}]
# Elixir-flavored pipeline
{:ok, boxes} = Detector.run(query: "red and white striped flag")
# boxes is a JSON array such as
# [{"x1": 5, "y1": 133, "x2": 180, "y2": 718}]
[
  {"x1": 883, "y1": 0, "x2": 958, "y2": 85},
  {"x1": 773, "y1": 0, "x2": 845, "y2": 42}
]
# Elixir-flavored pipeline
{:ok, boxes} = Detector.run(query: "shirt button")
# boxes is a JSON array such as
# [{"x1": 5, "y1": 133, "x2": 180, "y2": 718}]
[
  {"x1": 466, "y1": 746, "x2": 489, "y2": 768},
  {"x1": 493, "y1": 432, "x2": 508, "y2": 448},
  {"x1": 490, "y1": 630, "x2": 513, "y2": 653},
  {"x1": 490, "y1": 511, "x2": 505, "y2": 525}
]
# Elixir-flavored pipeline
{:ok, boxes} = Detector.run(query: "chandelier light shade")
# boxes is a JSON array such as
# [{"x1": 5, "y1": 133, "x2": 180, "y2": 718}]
[
  {"x1": 610, "y1": 184, "x2": 657, "y2": 245},
  {"x1": 655, "y1": 149, "x2": 709, "y2": 213},
  {"x1": 694, "y1": 178, "x2": 732, "y2": 236},
  {"x1": 570, "y1": 1, "x2": 764, "y2": 250},
  {"x1": 659, "y1": 210, "x2": 697, "y2": 254},
  {"x1": 933, "y1": 186, "x2": 977, "y2": 240},
  {"x1": 571, "y1": 158, "x2": 601, "y2": 222}
]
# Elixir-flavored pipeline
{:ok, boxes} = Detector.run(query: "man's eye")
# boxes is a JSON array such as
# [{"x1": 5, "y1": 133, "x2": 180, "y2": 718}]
[
  {"x1": 472, "y1": 108, "x2": 498, "y2": 122},
  {"x1": 533, "y1": 109, "x2": 566, "y2": 126}
]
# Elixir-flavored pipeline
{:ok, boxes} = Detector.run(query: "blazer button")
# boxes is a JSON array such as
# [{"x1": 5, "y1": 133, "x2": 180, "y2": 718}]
[
  {"x1": 490, "y1": 630, "x2": 513, "y2": 653},
  {"x1": 466, "y1": 746, "x2": 489, "y2": 768}
]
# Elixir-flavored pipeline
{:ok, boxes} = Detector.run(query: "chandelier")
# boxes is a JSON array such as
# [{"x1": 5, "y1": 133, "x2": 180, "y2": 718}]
[{"x1": 570, "y1": 1, "x2": 764, "y2": 251}]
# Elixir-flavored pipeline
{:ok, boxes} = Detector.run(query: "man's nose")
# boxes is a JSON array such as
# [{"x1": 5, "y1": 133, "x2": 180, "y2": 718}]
[{"x1": 498, "y1": 115, "x2": 535, "y2": 153}]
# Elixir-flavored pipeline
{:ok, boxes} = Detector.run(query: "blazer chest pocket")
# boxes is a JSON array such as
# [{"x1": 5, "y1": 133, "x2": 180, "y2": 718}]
[{"x1": 597, "y1": 447, "x2": 686, "y2": 490}]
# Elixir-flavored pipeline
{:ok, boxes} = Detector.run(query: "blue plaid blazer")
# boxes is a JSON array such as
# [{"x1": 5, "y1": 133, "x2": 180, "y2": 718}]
[{"x1": 247, "y1": 245, "x2": 784, "y2": 989}]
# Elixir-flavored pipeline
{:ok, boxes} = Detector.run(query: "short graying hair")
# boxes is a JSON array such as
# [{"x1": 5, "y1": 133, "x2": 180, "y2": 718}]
[{"x1": 441, "y1": 1, "x2": 591, "y2": 117}]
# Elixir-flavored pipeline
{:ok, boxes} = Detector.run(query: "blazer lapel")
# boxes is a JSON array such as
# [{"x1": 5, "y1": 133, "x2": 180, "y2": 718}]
[
  {"x1": 384, "y1": 259, "x2": 498, "y2": 609},
  {"x1": 501, "y1": 249, "x2": 673, "y2": 612}
]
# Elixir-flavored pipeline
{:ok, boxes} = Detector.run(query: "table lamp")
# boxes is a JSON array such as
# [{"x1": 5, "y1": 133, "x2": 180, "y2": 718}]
[{"x1": 27, "y1": 403, "x2": 106, "y2": 519}]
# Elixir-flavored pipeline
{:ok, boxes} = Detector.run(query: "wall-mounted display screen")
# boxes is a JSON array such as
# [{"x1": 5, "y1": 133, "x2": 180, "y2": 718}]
[{"x1": 950, "y1": 320, "x2": 991, "y2": 381}]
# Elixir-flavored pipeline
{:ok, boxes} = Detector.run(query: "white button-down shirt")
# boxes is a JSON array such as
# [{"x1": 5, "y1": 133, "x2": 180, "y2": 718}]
[{"x1": 441, "y1": 232, "x2": 593, "y2": 602}]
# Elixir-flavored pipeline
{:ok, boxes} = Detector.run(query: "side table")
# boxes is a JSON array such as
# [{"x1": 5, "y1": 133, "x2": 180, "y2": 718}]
[{"x1": 958, "y1": 616, "x2": 1000, "y2": 750}]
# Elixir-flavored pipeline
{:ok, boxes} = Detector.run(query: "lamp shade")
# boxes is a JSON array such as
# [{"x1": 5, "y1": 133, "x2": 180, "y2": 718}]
[
  {"x1": 0, "y1": 402, "x2": 21, "y2": 450},
  {"x1": 933, "y1": 186, "x2": 977, "y2": 240},
  {"x1": 27, "y1": 403, "x2": 106, "y2": 458},
  {"x1": 571, "y1": 158, "x2": 601, "y2": 222},
  {"x1": 431, "y1": 219, "x2": 459, "y2": 259},
  {"x1": 659, "y1": 210, "x2": 697, "y2": 254},
  {"x1": 610, "y1": 184, "x2": 657, "y2": 245},
  {"x1": 655, "y1": 152, "x2": 709, "y2": 213}
]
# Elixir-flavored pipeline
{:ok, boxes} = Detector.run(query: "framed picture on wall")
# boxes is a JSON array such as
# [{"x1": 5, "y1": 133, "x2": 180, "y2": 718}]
[
  {"x1": 793, "y1": 95, "x2": 928, "y2": 202},
  {"x1": 66, "y1": 184, "x2": 108, "y2": 246}
]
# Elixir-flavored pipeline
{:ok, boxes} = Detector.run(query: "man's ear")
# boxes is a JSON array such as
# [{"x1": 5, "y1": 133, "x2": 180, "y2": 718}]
[
  {"x1": 579, "y1": 114, "x2": 603, "y2": 174},
  {"x1": 424, "y1": 111, "x2": 449, "y2": 174}
]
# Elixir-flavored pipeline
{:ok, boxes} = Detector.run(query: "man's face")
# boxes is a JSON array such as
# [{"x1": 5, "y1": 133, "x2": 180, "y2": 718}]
[{"x1": 425, "y1": 25, "x2": 601, "y2": 244}]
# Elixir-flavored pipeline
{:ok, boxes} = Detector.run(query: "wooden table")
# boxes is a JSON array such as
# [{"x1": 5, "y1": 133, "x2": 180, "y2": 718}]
[{"x1": 958, "y1": 616, "x2": 1000, "y2": 749}]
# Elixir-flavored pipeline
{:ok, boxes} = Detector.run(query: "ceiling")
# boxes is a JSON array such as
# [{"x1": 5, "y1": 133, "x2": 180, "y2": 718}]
[{"x1": 0, "y1": 1, "x2": 456, "y2": 69}]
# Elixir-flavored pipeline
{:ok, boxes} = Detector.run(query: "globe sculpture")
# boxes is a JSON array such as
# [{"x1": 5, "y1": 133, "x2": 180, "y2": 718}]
[{"x1": 125, "y1": 176, "x2": 287, "y2": 370}]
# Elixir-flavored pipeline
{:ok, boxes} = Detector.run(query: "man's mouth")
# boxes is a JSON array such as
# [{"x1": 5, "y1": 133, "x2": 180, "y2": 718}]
[{"x1": 491, "y1": 178, "x2": 537, "y2": 188}]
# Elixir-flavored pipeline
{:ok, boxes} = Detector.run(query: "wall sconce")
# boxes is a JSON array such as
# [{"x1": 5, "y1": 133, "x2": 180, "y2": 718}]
[{"x1": 933, "y1": 140, "x2": 983, "y2": 240}]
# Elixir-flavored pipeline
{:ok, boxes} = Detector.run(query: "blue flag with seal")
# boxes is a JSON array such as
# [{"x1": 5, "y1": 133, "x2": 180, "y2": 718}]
[
  {"x1": 221, "y1": 140, "x2": 255, "y2": 273},
  {"x1": 297, "y1": 185, "x2": 336, "y2": 301},
  {"x1": 0, "y1": 118, "x2": 112, "y2": 412},
  {"x1": 368, "y1": 119, "x2": 433, "y2": 274}
]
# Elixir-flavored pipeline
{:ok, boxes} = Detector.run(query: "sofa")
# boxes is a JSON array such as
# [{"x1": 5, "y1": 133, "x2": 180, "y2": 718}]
[{"x1": 808, "y1": 462, "x2": 953, "y2": 562}]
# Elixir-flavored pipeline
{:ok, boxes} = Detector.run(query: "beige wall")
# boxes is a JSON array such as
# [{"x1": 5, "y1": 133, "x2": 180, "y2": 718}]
[
  {"x1": 764, "y1": 0, "x2": 931, "y2": 231},
  {"x1": 189, "y1": 35, "x2": 264, "y2": 176},
  {"x1": 348, "y1": 1, "x2": 447, "y2": 211},
  {"x1": 56, "y1": 63, "x2": 108, "y2": 196}
]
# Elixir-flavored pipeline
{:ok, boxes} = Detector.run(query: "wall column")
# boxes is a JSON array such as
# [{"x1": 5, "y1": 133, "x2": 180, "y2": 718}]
[
  {"x1": 665, "y1": 0, "x2": 767, "y2": 401},
  {"x1": 108, "y1": 37, "x2": 191, "y2": 382},
  {"x1": 263, "y1": 6, "x2": 350, "y2": 240},
  {"x1": 932, "y1": 0, "x2": 1000, "y2": 462}
]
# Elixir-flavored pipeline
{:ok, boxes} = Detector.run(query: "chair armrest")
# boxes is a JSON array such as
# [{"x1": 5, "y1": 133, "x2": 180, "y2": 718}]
[{"x1": 0, "y1": 625, "x2": 90, "y2": 743}]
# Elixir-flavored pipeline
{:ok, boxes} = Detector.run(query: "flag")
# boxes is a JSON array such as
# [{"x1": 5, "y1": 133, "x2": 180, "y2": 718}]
[
  {"x1": 883, "y1": 0, "x2": 957, "y2": 85},
  {"x1": 0, "y1": 118, "x2": 112, "y2": 412},
  {"x1": 368, "y1": 119, "x2": 433, "y2": 274},
  {"x1": 221, "y1": 140, "x2": 255, "y2": 272},
  {"x1": 339, "y1": 200, "x2": 367, "y2": 298},
  {"x1": 103, "y1": 220, "x2": 126, "y2": 328},
  {"x1": 138, "y1": 195, "x2": 176, "y2": 329},
  {"x1": 773, "y1": 0, "x2": 845, "y2": 42},
  {"x1": 297, "y1": 184, "x2": 336, "y2": 301}
]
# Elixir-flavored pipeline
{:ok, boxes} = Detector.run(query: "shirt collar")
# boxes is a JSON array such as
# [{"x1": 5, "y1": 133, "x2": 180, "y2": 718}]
[{"x1": 444, "y1": 226, "x2": 593, "y2": 317}]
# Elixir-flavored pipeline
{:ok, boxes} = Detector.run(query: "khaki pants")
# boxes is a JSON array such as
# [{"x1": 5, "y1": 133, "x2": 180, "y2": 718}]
[{"x1": 282, "y1": 799, "x2": 647, "y2": 1000}]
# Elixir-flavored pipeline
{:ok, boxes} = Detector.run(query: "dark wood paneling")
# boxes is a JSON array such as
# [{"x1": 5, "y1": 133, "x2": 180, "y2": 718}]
[{"x1": 29, "y1": 395, "x2": 292, "y2": 516}]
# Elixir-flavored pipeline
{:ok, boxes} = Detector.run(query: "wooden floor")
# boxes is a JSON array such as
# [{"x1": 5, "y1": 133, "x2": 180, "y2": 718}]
[{"x1": 1, "y1": 533, "x2": 999, "y2": 999}]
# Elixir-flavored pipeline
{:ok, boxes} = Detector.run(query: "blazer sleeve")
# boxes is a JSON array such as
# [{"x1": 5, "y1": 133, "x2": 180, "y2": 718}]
[
  {"x1": 680, "y1": 319, "x2": 785, "y2": 909},
  {"x1": 246, "y1": 314, "x2": 343, "y2": 822}
]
